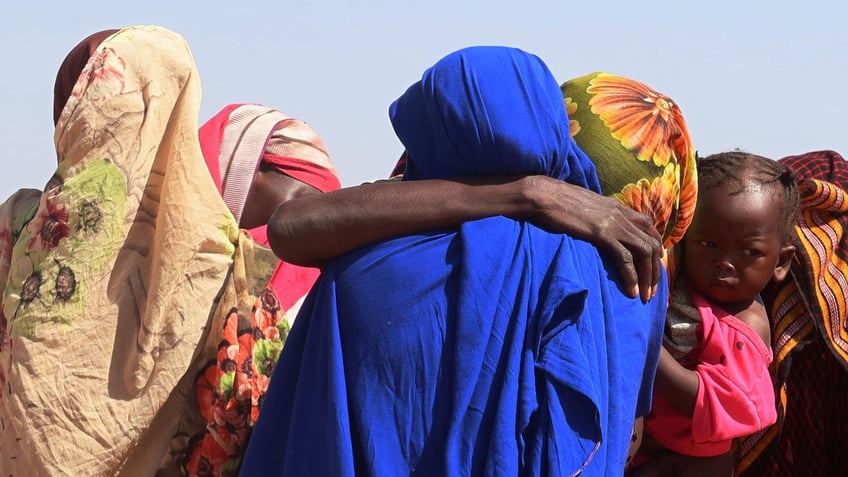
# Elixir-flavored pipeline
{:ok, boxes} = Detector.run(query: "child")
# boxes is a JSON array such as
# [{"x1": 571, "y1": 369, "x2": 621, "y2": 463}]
[{"x1": 632, "y1": 151, "x2": 800, "y2": 473}]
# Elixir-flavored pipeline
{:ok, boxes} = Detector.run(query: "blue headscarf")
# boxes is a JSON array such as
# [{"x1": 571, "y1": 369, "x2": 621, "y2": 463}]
[
  {"x1": 242, "y1": 46, "x2": 666, "y2": 477},
  {"x1": 393, "y1": 46, "x2": 601, "y2": 190}
]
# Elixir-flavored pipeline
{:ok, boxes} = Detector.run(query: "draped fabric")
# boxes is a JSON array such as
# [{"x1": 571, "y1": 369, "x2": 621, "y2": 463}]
[
  {"x1": 184, "y1": 104, "x2": 341, "y2": 476},
  {"x1": 0, "y1": 26, "x2": 291, "y2": 476},
  {"x1": 647, "y1": 286, "x2": 776, "y2": 457},
  {"x1": 198, "y1": 103, "x2": 340, "y2": 226},
  {"x1": 242, "y1": 47, "x2": 691, "y2": 476},
  {"x1": 0, "y1": 25, "x2": 234, "y2": 475},
  {"x1": 52, "y1": 29, "x2": 120, "y2": 125},
  {"x1": 736, "y1": 150, "x2": 848, "y2": 476},
  {"x1": 198, "y1": 103, "x2": 341, "y2": 314},
  {"x1": 780, "y1": 151, "x2": 848, "y2": 368},
  {"x1": 561, "y1": 73, "x2": 697, "y2": 252}
]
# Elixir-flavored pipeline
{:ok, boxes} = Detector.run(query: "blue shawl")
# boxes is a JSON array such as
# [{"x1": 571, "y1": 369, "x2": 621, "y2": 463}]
[{"x1": 241, "y1": 46, "x2": 666, "y2": 476}]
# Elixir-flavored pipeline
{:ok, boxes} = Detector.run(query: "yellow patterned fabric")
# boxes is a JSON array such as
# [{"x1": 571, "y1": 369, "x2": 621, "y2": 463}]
[
  {"x1": 562, "y1": 73, "x2": 697, "y2": 252},
  {"x1": 0, "y1": 26, "x2": 246, "y2": 475}
]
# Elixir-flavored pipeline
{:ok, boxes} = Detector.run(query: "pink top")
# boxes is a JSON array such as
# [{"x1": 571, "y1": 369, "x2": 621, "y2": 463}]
[
  {"x1": 645, "y1": 288, "x2": 777, "y2": 457},
  {"x1": 246, "y1": 225, "x2": 320, "y2": 313},
  {"x1": 199, "y1": 104, "x2": 340, "y2": 314}
]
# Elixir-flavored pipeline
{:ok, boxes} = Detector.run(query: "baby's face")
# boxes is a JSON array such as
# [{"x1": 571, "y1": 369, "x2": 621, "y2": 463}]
[{"x1": 682, "y1": 184, "x2": 785, "y2": 306}]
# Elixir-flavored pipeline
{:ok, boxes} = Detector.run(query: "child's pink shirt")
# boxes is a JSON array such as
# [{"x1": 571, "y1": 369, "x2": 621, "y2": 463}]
[{"x1": 645, "y1": 288, "x2": 777, "y2": 457}]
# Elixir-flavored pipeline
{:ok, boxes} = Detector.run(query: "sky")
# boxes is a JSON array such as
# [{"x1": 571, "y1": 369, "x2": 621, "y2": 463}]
[{"x1": 1, "y1": 0, "x2": 846, "y2": 200}]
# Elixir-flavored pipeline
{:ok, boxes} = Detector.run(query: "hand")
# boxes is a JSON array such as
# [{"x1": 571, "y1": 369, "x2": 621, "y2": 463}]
[{"x1": 522, "y1": 176, "x2": 663, "y2": 302}]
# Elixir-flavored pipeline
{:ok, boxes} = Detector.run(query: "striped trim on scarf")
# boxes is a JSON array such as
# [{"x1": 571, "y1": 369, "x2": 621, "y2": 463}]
[{"x1": 736, "y1": 150, "x2": 848, "y2": 474}]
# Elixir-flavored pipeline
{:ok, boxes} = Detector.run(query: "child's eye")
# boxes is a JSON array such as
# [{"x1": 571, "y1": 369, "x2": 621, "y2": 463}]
[
  {"x1": 698, "y1": 240, "x2": 717, "y2": 247},
  {"x1": 743, "y1": 248, "x2": 764, "y2": 257}
]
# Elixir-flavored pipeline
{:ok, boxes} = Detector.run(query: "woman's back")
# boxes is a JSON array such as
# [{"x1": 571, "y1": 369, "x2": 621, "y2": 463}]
[{"x1": 247, "y1": 216, "x2": 667, "y2": 476}]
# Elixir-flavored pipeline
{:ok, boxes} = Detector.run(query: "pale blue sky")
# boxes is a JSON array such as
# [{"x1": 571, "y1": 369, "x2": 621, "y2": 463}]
[{"x1": 1, "y1": 0, "x2": 845, "y2": 199}]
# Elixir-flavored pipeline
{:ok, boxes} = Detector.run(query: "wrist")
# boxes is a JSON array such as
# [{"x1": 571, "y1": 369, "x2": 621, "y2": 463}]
[{"x1": 514, "y1": 175, "x2": 546, "y2": 220}]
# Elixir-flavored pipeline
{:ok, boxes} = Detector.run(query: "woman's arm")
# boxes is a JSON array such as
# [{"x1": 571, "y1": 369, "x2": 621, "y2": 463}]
[{"x1": 267, "y1": 175, "x2": 662, "y2": 301}]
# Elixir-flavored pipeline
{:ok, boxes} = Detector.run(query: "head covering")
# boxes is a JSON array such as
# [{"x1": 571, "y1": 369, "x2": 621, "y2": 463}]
[
  {"x1": 242, "y1": 47, "x2": 682, "y2": 476},
  {"x1": 393, "y1": 46, "x2": 600, "y2": 191},
  {"x1": 189, "y1": 105, "x2": 341, "y2": 474},
  {"x1": 736, "y1": 150, "x2": 848, "y2": 474},
  {"x1": 1, "y1": 26, "x2": 240, "y2": 475},
  {"x1": 562, "y1": 73, "x2": 697, "y2": 250},
  {"x1": 777, "y1": 150, "x2": 848, "y2": 368},
  {"x1": 198, "y1": 104, "x2": 341, "y2": 225},
  {"x1": 53, "y1": 29, "x2": 120, "y2": 125},
  {"x1": 389, "y1": 68, "x2": 697, "y2": 251}
]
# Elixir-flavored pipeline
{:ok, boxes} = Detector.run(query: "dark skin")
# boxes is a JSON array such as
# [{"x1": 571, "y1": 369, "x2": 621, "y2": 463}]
[
  {"x1": 629, "y1": 183, "x2": 796, "y2": 477},
  {"x1": 654, "y1": 185, "x2": 794, "y2": 418},
  {"x1": 239, "y1": 163, "x2": 322, "y2": 230},
  {"x1": 267, "y1": 174, "x2": 664, "y2": 302}
]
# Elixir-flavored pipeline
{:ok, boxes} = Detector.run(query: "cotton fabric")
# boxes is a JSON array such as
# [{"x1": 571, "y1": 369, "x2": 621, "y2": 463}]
[
  {"x1": 242, "y1": 47, "x2": 693, "y2": 477},
  {"x1": 736, "y1": 150, "x2": 848, "y2": 476},
  {"x1": 198, "y1": 103, "x2": 341, "y2": 314},
  {"x1": 0, "y1": 26, "x2": 291, "y2": 476},
  {"x1": 645, "y1": 285, "x2": 776, "y2": 457}
]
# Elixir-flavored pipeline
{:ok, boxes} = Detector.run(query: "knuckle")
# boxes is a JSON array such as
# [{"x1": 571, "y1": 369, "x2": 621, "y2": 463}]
[{"x1": 619, "y1": 248, "x2": 634, "y2": 265}]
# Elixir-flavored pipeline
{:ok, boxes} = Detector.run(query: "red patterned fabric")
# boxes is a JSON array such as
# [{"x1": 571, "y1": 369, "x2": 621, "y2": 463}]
[
  {"x1": 737, "y1": 150, "x2": 848, "y2": 475},
  {"x1": 198, "y1": 104, "x2": 340, "y2": 311}
]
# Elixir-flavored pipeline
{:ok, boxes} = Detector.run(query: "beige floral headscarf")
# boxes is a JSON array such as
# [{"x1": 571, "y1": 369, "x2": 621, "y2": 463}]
[{"x1": 0, "y1": 25, "x2": 240, "y2": 476}]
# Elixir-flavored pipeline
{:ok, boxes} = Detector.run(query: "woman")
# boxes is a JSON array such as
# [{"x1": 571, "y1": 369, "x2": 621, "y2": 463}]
[
  {"x1": 242, "y1": 47, "x2": 696, "y2": 476},
  {"x1": 0, "y1": 25, "x2": 233, "y2": 475},
  {"x1": 736, "y1": 150, "x2": 848, "y2": 476},
  {"x1": 186, "y1": 104, "x2": 341, "y2": 475},
  {"x1": 198, "y1": 103, "x2": 341, "y2": 321},
  {"x1": 0, "y1": 25, "x2": 330, "y2": 476}
]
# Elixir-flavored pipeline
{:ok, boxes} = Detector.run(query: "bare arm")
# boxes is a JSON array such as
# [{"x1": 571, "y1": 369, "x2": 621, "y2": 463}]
[
  {"x1": 267, "y1": 175, "x2": 663, "y2": 301},
  {"x1": 653, "y1": 347, "x2": 700, "y2": 417},
  {"x1": 731, "y1": 299, "x2": 771, "y2": 346},
  {"x1": 654, "y1": 297, "x2": 771, "y2": 419}
]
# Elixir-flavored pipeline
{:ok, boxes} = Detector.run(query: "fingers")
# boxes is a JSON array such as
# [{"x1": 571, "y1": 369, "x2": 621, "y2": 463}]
[
  {"x1": 606, "y1": 211, "x2": 662, "y2": 302},
  {"x1": 526, "y1": 185, "x2": 664, "y2": 301},
  {"x1": 609, "y1": 242, "x2": 639, "y2": 299},
  {"x1": 620, "y1": 209, "x2": 662, "y2": 302},
  {"x1": 636, "y1": 238, "x2": 658, "y2": 302}
]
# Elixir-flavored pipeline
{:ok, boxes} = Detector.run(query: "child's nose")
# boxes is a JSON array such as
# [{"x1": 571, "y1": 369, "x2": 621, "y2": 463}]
[{"x1": 714, "y1": 258, "x2": 735, "y2": 272}]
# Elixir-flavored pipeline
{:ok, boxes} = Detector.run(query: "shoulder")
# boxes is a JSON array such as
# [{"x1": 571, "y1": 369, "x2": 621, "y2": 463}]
[{"x1": 729, "y1": 298, "x2": 770, "y2": 346}]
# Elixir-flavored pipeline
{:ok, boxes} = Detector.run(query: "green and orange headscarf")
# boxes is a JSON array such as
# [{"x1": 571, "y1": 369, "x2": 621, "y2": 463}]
[
  {"x1": 390, "y1": 71, "x2": 698, "y2": 253},
  {"x1": 562, "y1": 72, "x2": 698, "y2": 253}
]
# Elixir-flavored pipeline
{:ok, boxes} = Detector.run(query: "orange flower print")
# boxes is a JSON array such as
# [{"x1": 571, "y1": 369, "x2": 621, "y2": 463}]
[
  {"x1": 71, "y1": 47, "x2": 126, "y2": 104},
  {"x1": 666, "y1": 154, "x2": 697, "y2": 248},
  {"x1": 564, "y1": 97, "x2": 581, "y2": 138},
  {"x1": 588, "y1": 74, "x2": 693, "y2": 167},
  {"x1": 186, "y1": 288, "x2": 286, "y2": 476},
  {"x1": 614, "y1": 162, "x2": 680, "y2": 247},
  {"x1": 194, "y1": 363, "x2": 218, "y2": 422}
]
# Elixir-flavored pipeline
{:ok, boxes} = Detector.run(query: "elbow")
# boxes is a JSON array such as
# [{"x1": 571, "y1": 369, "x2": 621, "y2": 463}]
[{"x1": 266, "y1": 202, "x2": 326, "y2": 268}]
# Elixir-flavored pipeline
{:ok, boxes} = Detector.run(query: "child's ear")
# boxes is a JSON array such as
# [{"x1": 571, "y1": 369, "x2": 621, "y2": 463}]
[{"x1": 772, "y1": 243, "x2": 796, "y2": 283}]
